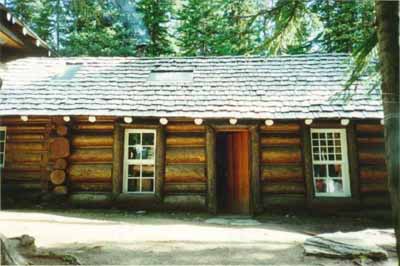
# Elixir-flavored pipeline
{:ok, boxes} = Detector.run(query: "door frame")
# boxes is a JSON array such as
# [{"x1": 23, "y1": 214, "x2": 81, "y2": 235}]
[{"x1": 206, "y1": 124, "x2": 262, "y2": 214}]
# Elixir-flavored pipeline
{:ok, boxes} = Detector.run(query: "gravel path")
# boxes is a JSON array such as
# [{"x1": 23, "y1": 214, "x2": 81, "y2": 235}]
[{"x1": 0, "y1": 209, "x2": 396, "y2": 265}]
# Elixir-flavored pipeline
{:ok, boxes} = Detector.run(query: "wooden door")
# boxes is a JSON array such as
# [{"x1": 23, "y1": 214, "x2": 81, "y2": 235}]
[{"x1": 226, "y1": 132, "x2": 250, "y2": 214}]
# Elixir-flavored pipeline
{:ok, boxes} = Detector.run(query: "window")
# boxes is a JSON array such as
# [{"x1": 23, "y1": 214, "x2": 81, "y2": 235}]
[
  {"x1": 123, "y1": 129, "x2": 156, "y2": 193},
  {"x1": 148, "y1": 70, "x2": 193, "y2": 82},
  {"x1": 0, "y1": 127, "x2": 5, "y2": 168},
  {"x1": 311, "y1": 128, "x2": 351, "y2": 197}
]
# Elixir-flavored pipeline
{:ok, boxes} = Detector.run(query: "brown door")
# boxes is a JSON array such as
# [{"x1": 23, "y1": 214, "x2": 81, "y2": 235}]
[{"x1": 217, "y1": 131, "x2": 250, "y2": 214}]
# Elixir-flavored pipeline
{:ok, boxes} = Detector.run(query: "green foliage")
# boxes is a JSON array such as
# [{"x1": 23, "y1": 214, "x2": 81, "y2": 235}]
[
  {"x1": 6, "y1": 0, "x2": 36, "y2": 22},
  {"x1": 177, "y1": 0, "x2": 258, "y2": 56},
  {"x1": 177, "y1": 0, "x2": 218, "y2": 55},
  {"x1": 61, "y1": 0, "x2": 138, "y2": 56},
  {"x1": 257, "y1": 0, "x2": 315, "y2": 54},
  {"x1": 4, "y1": 0, "x2": 378, "y2": 69},
  {"x1": 137, "y1": 0, "x2": 174, "y2": 56},
  {"x1": 312, "y1": 0, "x2": 375, "y2": 53}
]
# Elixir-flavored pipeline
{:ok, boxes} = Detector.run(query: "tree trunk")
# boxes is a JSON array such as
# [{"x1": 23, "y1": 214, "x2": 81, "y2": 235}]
[{"x1": 375, "y1": 1, "x2": 400, "y2": 259}]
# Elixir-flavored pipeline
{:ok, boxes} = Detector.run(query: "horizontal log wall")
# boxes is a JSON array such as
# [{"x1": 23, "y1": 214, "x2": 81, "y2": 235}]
[
  {"x1": 164, "y1": 123, "x2": 207, "y2": 207},
  {"x1": 0, "y1": 116, "x2": 50, "y2": 193},
  {"x1": 260, "y1": 122, "x2": 306, "y2": 208},
  {"x1": 68, "y1": 116, "x2": 115, "y2": 193},
  {"x1": 356, "y1": 122, "x2": 390, "y2": 207}
]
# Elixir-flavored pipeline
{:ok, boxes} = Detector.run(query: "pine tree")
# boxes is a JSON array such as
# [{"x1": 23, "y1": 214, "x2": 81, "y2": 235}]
[
  {"x1": 61, "y1": 0, "x2": 138, "y2": 56},
  {"x1": 6, "y1": 0, "x2": 36, "y2": 23},
  {"x1": 137, "y1": 0, "x2": 174, "y2": 56},
  {"x1": 312, "y1": 0, "x2": 375, "y2": 53},
  {"x1": 219, "y1": 0, "x2": 257, "y2": 55},
  {"x1": 177, "y1": 0, "x2": 221, "y2": 56}
]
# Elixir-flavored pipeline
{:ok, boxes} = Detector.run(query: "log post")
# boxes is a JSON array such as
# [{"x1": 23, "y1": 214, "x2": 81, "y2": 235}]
[
  {"x1": 206, "y1": 125, "x2": 217, "y2": 213},
  {"x1": 53, "y1": 185, "x2": 68, "y2": 195},
  {"x1": 250, "y1": 125, "x2": 262, "y2": 213},
  {"x1": 155, "y1": 125, "x2": 166, "y2": 201},
  {"x1": 54, "y1": 158, "x2": 67, "y2": 170},
  {"x1": 112, "y1": 123, "x2": 123, "y2": 194},
  {"x1": 49, "y1": 116, "x2": 71, "y2": 195},
  {"x1": 50, "y1": 170, "x2": 66, "y2": 185},
  {"x1": 347, "y1": 121, "x2": 361, "y2": 202},
  {"x1": 301, "y1": 123, "x2": 314, "y2": 207},
  {"x1": 56, "y1": 125, "x2": 68, "y2": 136}
]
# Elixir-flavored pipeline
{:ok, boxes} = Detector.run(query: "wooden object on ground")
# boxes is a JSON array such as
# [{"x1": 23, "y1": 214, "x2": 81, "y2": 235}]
[
  {"x1": 0, "y1": 233, "x2": 31, "y2": 266},
  {"x1": 303, "y1": 231, "x2": 389, "y2": 260},
  {"x1": 50, "y1": 170, "x2": 66, "y2": 185}
]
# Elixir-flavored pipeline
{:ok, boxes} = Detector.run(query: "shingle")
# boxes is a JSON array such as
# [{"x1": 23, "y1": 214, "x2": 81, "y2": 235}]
[{"x1": 0, "y1": 54, "x2": 382, "y2": 119}]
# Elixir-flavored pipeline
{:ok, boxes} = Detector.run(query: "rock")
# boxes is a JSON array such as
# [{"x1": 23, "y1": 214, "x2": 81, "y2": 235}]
[{"x1": 304, "y1": 230, "x2": 392, "y2": 260}]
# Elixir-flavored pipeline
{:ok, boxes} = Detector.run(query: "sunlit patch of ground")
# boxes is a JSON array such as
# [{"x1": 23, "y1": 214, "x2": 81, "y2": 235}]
[{"x1": 0, "y1": 209, "x2": 396, "y2": 265}]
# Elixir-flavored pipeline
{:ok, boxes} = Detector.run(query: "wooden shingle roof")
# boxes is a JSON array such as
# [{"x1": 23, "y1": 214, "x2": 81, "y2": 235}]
[{"x1": 0, "y1": 54, "x2": 382, "y2": 119}]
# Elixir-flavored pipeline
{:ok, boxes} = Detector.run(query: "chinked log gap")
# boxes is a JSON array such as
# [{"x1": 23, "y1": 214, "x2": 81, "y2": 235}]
[{"x1": 48, "y1": 117, "x2": 71, "y2": 195}]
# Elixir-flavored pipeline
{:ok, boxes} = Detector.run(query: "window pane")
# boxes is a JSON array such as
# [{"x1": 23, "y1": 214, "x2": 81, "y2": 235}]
[
  {"x1": 142, "y1": 165, "x2": 154, "y2": 177},
  {"x1": 142, "y1": 147, "x2": 154, "y2": 160},
  {"x1": 328, "y1": 154, "x2": 335, "y2": 160},
  {"x1": 313, "y1": 165, "x2": 327, "y2": 177},
  {"x1": 315, "y1": 179, "x2": 327, "y2": 193},
  {"x1": 331, "y1": 179, "x2": 343, "y2": 193},
  {"x1": 142, "y1": 133, "x2": 154, "y2": 145},
  {"x1": 0, "y1": 131, "x2": 4, "y2": 140},
  {"x1": 128, "y1": 165, "x2": 140, "y2": 177},
  {"x1": 334, "y1": 133, "x2": 340, "y2": 138},
  {"x1": 0, "y1": 154, "x2": 3, "y2": 165},
  {"x1": 142, "y1": 179, "x2": 154, "y2": 192},
  {"x1": 0, "y1": 142, "x2": 4, "y2": 152},
  {"x1": 328, "y1": 164, "x2": 342, "y2": 177},
  {"x1": 128, "y1": 146, "x2": 141, "y2": 160},
  {"x1": 129, "y1": 133, "x2": 141, "y2": 145},
  {"x1": 327, "y1": 133, "x2": 333, "y2": 139},
  {"x1": 127, "y1": 179, "x2": 140, "y2": 192},
  {"x1": 336, "y1": 154, "x2": 342, "y2": 160},
  {"x1": 312, "y1": 133, "x2": 318, "y2": 139}
]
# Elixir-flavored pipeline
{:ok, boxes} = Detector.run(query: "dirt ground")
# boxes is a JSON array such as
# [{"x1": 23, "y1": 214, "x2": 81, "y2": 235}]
[{"x1": 0, "y1": 208, "x2": 397, "y2": 265}]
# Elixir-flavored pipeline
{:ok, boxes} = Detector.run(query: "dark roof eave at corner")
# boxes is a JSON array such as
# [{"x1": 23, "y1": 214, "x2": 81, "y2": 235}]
[{"x1": 0, "y1": 3, "x2": 51, "y2": 51}]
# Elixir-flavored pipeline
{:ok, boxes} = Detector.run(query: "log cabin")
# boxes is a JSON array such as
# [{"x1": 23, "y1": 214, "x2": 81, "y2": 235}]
[
  {"x1": 0, "y1": 54, "x2": 388, "y2": 214},
  {"x1": 0, "y1": 3, "x2": 50, "y2": 61}
]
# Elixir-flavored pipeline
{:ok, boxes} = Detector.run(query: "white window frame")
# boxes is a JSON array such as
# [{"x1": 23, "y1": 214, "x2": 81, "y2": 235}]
[
  {"x1": 0, "y1": 127, "x2": 6, "y2": 168},
  {"x1": 310, "y1": 128, "x2": 351, "y2": 197},
  {"x1": 123, "y1": 129, "x2": 156, "y2": 194}
]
